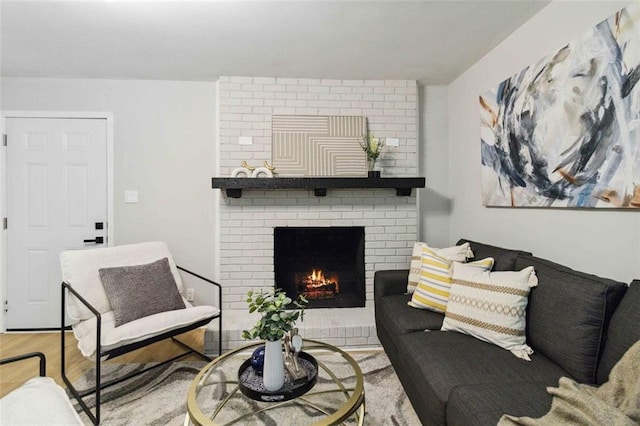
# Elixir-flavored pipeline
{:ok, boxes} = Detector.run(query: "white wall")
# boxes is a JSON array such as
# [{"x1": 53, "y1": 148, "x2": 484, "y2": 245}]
[
  {"x1": 419, "y1": 85, "x2": 450, "y2": 247},
  {"x1": 1, "y1": 77, "x2": 219, "y2": 303},
  {"x1": 447, "y1": 1, "x2": 639, "y2": 283}
]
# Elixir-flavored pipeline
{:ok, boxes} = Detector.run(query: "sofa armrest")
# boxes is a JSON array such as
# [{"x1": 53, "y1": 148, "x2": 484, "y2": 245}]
[{"x1": 374, "y1": 269, "x2": 409, "y2": 301}]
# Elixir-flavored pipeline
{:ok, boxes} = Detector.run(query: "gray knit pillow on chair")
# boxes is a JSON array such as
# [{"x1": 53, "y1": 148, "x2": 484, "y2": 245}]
[{"x1": 99, "y1": 257, "x2": 186, "y2": 327}]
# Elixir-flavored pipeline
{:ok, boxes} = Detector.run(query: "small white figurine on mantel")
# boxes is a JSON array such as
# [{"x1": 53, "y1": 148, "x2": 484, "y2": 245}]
[{"x1": 231, "y1": 161, "x2": 275, "y2": 178}]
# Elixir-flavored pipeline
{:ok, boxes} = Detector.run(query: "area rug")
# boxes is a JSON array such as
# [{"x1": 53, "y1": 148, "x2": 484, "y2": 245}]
[{"x1": 71, "y1": 351, "x2": 421, "y2": 425}]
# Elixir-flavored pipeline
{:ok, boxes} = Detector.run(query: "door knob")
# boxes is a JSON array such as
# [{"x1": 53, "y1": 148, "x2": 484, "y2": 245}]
[{"x1": 83, "y1": 237, "x2": 104, "y2": 244}]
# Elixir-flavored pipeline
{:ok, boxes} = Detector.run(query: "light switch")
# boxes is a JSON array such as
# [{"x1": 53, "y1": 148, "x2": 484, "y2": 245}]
[
  {"x1": 124, "y1": 190, "x2": 139, "y2": 203},
  {"x1": 239, "y1": 136, "x2": 253, "y2": 145},
  {"x1": 387, "y1": 138, "x2": 400, "y2": 147}
]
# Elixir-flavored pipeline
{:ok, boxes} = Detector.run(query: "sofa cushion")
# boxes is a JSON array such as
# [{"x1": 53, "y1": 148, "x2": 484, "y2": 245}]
[
  {"x1": 457, "y1": 239, "x2": 532, "y2": 271},
  {"x1": 442, "y1": 264, "x2": 537, "y2": 359},
  {"x1": 596, "y1": 280, "x2": 639, "y2": 384},
  {"x1": 447, "y1": 382, "x2": 553, "y2": 426},
  {"x1": 515, "y1": 255, "x2": 627, "y2": 384},
  {"x1": 378, "y1": 293, "x2": 444, "y2": 334},
  {"x1": 99, "y1": 257, "x2": 186, "y2": 327},
  {"x1": 398, "y1": 330, "x2": 568, "y2": 425},
  {"x1": 407, "y1": 242, "x2": 472, "y2": 293}
]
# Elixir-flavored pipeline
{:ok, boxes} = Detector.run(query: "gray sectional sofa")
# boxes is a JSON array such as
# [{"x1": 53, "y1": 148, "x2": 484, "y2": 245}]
[{"x1": 374, "y1": 239, "x2": 640, "y2": 425}]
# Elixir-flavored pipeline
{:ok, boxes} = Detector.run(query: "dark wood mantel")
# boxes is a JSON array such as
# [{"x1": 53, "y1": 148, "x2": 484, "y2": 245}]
[{"x1": 211, "y1": 177, "x2": 426, "y2": 198}]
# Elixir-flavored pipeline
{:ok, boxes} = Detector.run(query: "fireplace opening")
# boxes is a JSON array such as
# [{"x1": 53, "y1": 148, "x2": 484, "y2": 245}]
[{"x1": 274, "y1": 227, "x2": 365, "y2": 309}]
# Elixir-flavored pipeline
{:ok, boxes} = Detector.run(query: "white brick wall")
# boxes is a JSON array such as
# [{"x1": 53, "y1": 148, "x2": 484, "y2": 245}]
[
  {"x1": 218, "y1": 193, "x2": 418, "y2": 311},
  {"x1": 214, "y1": 76, "x2": 419, "y2": 349},
  {"x1": 218, "y1": 76, "x2": 418, "y2": 177}
]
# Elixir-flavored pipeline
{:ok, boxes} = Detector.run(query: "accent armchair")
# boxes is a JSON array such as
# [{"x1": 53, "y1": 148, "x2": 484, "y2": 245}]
[{"x1": 59, "y1": 241, "x2": 222, "y2": 425}]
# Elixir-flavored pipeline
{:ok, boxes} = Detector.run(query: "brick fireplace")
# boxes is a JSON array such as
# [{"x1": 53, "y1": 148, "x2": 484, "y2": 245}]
[
  {"x1": 274, "y1": 226, "x2": 366, "y2": 309},
  {"x1": 209, "y1": 76, "x2": 419, "y2": 353}
]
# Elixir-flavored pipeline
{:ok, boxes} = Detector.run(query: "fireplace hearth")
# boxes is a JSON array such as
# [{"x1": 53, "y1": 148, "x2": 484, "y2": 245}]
[{"x1": 274, "y1": 227, "x2": 365, "y2": 309}]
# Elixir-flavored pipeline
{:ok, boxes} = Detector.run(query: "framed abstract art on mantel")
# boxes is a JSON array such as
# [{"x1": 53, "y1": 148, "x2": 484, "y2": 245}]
[
  {"x1": 271, "y1": 115, "x2": 368, "y2": 177},
  {"x1": 479, "y1": 3, "x2": 640, "y2": 208}
]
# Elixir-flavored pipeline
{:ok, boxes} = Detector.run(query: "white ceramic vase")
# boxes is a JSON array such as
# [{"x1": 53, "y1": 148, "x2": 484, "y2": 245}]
[{"x1": 263, "y1": 339, "x2": 285, "y2": 391}]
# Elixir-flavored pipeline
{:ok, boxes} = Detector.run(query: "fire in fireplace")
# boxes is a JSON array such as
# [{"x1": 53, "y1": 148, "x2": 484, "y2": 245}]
[
  {"x1": 274, "y1": 226, "x2": 365, "y2": 309},
  {"x1": 297, "y1": 269, "x2": 339, "y2": 300}
]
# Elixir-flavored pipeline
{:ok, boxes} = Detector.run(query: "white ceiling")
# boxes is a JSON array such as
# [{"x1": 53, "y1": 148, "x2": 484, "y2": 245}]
[{"x1": 1, "y1": 1, "x2": 550, "y2": 85}]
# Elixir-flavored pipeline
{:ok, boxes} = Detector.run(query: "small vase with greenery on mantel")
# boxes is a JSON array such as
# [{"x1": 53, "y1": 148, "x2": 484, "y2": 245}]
[
  {"x1": 242, "y1": 288, "x2": 307, "y2": 391},
  {"x1": 360, "y1": 133, "x2": 384, "y2": 178}
]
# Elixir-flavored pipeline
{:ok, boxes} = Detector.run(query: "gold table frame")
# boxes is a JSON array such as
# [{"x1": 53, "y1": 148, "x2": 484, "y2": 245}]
[{"x1": 186, "y1": 339, "x2": 365, "y2": 426}]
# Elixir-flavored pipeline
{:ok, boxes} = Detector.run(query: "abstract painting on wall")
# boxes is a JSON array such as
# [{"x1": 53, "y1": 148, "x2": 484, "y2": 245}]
[
  {"x1": 272, "y1": 115, "x2": 367, "y2": 177},
  {"x1": 480, "y1": 3, "x2": 640, "y2": 208}
]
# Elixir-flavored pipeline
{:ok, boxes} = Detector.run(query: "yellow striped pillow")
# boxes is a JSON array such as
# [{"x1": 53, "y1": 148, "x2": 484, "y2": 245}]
[
  {"x1": 407, "y1": 242, "x2": 473, "y2": 293},
  {"x1": 408, "y1": 248, "x2": 493, "y2": 313}
]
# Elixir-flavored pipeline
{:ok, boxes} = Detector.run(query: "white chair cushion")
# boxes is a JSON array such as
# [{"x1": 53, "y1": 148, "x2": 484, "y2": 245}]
[
  {"x1": 72, "y1": 300, "x2": 219, "y2": 357},
  {"x1": 0, "y1": 377, "x2": 84, "y2": 425},
  {"x1": 60, "y1": 241, "x2": 184, "y2": 321}
]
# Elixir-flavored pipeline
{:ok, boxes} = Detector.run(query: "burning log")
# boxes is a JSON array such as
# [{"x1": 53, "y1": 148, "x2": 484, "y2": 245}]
[{"x1": 297, "y1": 269, "x2": 339, "y2": 300}]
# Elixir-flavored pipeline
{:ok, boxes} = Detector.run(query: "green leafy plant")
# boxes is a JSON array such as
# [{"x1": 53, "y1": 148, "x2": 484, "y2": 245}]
[
  {"x1": 242, "y1": 288, "x2": 308, "y2": 341},
  {"x1": 360, "y1": 133, "x2": 384, "y2": 162}
]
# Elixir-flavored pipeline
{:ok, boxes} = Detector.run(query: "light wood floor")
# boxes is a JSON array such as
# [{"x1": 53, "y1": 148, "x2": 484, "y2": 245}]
[{"x1": 0, "y1": 329, "x2": 205, "y2": 397}]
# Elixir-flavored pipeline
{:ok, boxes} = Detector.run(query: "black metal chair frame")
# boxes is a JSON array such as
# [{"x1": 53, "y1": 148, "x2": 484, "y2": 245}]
[
  {"x1": 61, "y1": 265, "x2": 222, "y2": 425},
  {"x1": 0, "y1": 351, "x2": 47, "y2": 376}
]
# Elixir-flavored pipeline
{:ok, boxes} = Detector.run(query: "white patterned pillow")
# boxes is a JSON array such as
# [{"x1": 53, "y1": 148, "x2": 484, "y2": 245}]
[
  {"x1": 407, "y1": 242, "x2": 473, "y2": 293},
  {"x1": 408, "y1": 248, "x2": 493, "y2": 312},
  {"x1": 441, "y1": 263, "x2": 538, "y2": 360}
]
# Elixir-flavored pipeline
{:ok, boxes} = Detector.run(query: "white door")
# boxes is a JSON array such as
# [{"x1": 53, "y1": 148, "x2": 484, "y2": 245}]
[{"x1": 6, "y1": 117, "x2": 108, "y2": 329}]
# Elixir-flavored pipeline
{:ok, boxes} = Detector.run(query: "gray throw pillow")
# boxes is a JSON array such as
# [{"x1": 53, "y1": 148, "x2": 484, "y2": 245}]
[{"x1": 99, "y1": 257, "x2": 186, "y2": 327}]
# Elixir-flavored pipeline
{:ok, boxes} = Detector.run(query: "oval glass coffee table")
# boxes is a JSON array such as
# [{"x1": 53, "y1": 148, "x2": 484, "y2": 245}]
[{"x1": 186, "y1": 339, "x2": 365, "y2": 425}]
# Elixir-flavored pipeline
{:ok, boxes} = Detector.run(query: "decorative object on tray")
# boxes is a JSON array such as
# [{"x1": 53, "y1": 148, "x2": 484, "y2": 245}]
[
  {"x1": 250, "y1": 345, "x2": 265, "y2": 375},
  {"x1": 238, "y1": 350, "x2": 318, "y2": 402},
  {"x1": 263, "y1": 340, "x2": 284, "y2": 391},
  {"x1": 283, "y1": 328, "x2": 307, "y2": 384},
  {"x1": 231, "y1": 161, "x2": 276, "y2": 178},
  {"x1": 242, "y1": 288, "x2": 308, "y2": 391},
  {"x1": 360, "y1": 133, "x2": 384, "y2": 178}
]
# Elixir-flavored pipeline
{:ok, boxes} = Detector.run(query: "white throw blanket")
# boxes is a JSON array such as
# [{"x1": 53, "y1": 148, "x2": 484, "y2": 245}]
[{"x1": 499, "y1": 340, "x2": 640, "y2": 426}]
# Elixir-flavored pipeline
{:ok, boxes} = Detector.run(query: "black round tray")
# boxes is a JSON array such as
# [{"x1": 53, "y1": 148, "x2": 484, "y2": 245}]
[{"x1": 238, "y1": 351, "x2": 318, "y2": 402}]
